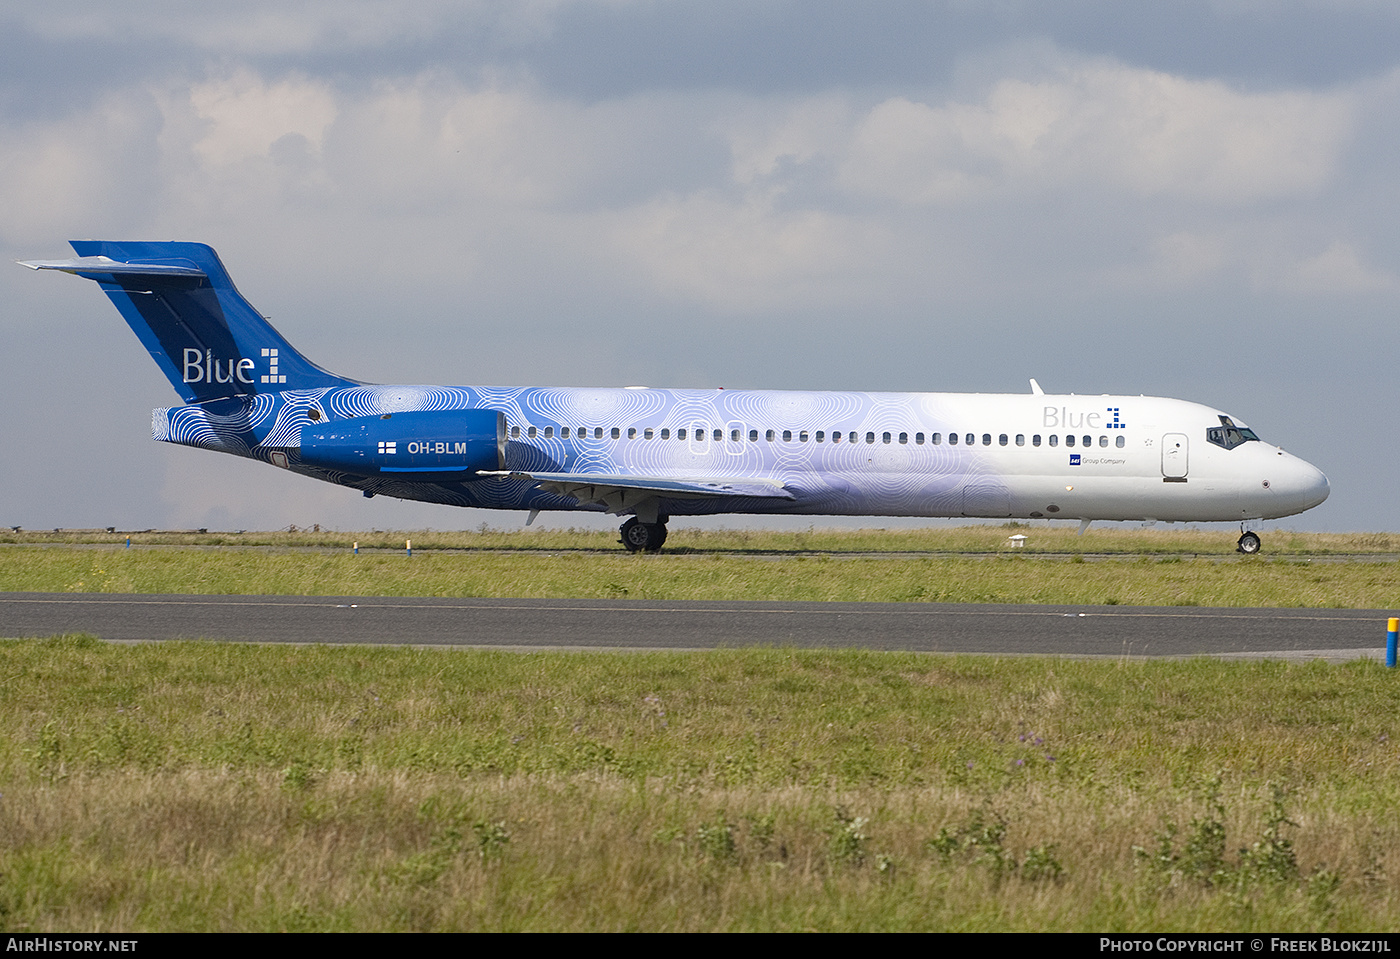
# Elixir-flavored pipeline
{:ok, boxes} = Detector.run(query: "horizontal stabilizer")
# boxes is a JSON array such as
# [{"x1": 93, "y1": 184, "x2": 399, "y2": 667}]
[
  {"x1": 19, "y1": 241, "x2": 357, "y2": 403},
  {"x1": 18, "y1": 256, "x2": 206, "y2": 279},
  {"x1": 479, "y1": 470, "x2": 795, "y2": 503}
]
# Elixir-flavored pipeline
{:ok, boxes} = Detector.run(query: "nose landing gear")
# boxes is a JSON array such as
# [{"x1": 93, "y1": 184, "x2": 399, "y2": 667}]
[{"x1": 1237, "y1": 528, "x2": 1261, "y2": 554}]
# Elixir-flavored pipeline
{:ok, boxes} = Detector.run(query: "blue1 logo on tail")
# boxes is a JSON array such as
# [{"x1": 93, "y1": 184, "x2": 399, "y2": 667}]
[{"x1": 20, "y1": 241, "x2": 1329, "y2": 554}]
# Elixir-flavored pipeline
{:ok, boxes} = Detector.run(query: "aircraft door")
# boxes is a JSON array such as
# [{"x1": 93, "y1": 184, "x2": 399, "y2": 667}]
[{"x1": 1161, "y1": 433, "x2": 1188, "y2": 478}]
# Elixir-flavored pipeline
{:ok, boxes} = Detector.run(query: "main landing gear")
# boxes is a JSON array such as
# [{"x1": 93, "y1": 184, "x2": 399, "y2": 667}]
[
  {"x1": 620, "y1": 516, "x2": 668, "y2": 553},
  {"x1": 1237, "y1": 527, "x2": 1262, "y2": 555}
]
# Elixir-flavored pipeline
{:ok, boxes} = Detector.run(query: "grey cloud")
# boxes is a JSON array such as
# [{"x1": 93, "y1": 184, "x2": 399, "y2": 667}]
[{"x1": 3, "y1": 1, "x2": 1398, "y2": 532}]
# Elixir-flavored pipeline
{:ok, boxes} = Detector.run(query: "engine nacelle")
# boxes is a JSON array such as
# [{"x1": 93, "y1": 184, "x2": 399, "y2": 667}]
[{"x1": 298, "y1": 409, "x2": 505, "y2": 479}]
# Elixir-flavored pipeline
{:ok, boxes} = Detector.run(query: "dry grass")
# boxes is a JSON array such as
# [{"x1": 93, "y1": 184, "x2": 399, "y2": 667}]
[
  {"x1": 9, "y1": 770, "x2": 1397, "y2": 932},
  {"x1": 3, "y1": 638, "x2": 1400, "y2": 931}
]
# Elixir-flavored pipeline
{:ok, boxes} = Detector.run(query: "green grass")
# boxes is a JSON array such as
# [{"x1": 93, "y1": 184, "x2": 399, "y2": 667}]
[
  {"x1": 3, "y1": 638, "x2": 1399, "y2": 931},
  {"x1": 3, "y1": 542, "x2": 1399, "y2": 606}
]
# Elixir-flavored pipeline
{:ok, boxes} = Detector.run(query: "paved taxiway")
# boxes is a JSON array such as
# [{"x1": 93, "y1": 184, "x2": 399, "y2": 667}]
[{"x1": 0, "y1": 593, "x2": 1391, "y2": 661}]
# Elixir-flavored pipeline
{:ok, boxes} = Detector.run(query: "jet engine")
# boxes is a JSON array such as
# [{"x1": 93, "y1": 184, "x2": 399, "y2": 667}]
[{"x1": 299, "y1": 409, "x2": 505, "y2": 479}]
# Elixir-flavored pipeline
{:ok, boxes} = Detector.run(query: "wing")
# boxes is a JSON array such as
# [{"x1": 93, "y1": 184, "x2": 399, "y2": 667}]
[{"x1": 477, "y1": 470, "x2": 794, "y2": 514}]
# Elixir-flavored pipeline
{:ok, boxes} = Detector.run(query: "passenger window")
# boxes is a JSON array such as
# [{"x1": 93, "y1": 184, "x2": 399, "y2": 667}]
[
  {"x1": 883, "y1": 432, "x2": 892, "y2": 444},
  {"x1": 999, "y1": 434, "x2": 1008, "y2": 446},
  {"x1": 594, "y1": 427, "x2": 603, "y2": 439},
  {"x1": 511, "y1": 426, "x2": 520, "y2": 438},
  {"x1": 627, "y1": 428, "x2": 636, "y2": 439},
  {"x1": 609, "y1": 428, "x2": 619, "y2": 439},
  {"x1": 1082, "y1": 435, "x2": 1091, "y2": 448},
  {"x1": 1015, "y1": 434, "x2": 1024, "y2": 446},
  {"x1": 899, "y1": 432, "x2": 908, "y2": 444},
  {"x1": 766, "y1": 429, "x2": 775, "y2": 442},
  {"x1": 1049, "y1": 435, "x2": 1058, "y2": 447},
  {"x1": 831, "y1": 431, "x2": 841, "y2": 444},
  {"x1": 528, "y1": 426, "x2": 537, "y2": 439},
  {"x1": 696, "y1": 430, "x2": 706, "y2": 442},
  {"x1": 714, "y1": 429, "x2": 722, "y2": 441},
  {"x1": 749, "y1": 429, "x2": 758, "y2": 442},
  {"x1": 949, "y1": 433, "x2": 959, "y2": 445},
  {"x1": 931, "y1": 433, "x2": 941, "y2": 445},
  {"x1": 866, "y1": 432, "x2": 875, "y2": 444},
  {"x1": 561, "y1": 427, "x2": 570, "y2": 438},
  {"x1": 545, "y1": 426, "x2": 554, "y2": 439},
  {"x1": 644, "y1": 428, "x2": 654, "y2": 440},
  {"x1": 965, "y1": 434, "x2": 975, "y2": 446},
  {"x1": 1116, "y1": 436, "x2": 1125, "y2": 448},
  {"x1": 1099, "y1": 436, "x2": 1107, "y2": 448},
  {"x1": 815, "y1": 431, "x2": 824, "y2": 442},
  {"x1": 783, "y1": 430, "x2": 793, "y2": 442},
  {"x1": 1032, "y1": 435, "x2": 1040, "y2": 446},
  {"x1": 1065, "y1": 434, "x2": 1075, "y2": 447},
  {"x1": 800, "y1": 431, "x2": 810, "y2": 442},
  {"x1": 849, "y1": 432, "x2": 858, "y2": 444},
  {"x1": 982, "y1": 434, "x2": 991, "y2": 446},
  {"x1": 678, "y1": 429, "x2": 687, "y2": 440},
  {"x1": 915, "y1": 432, "x2": 924, "y2": 444},
  {"x1": 660, "y1": 428, "x2": 670, "y2": 440}
]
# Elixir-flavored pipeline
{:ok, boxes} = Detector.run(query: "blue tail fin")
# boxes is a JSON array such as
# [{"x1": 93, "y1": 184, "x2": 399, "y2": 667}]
[{"x1": 20, "y1": 241, "x2": 356, "y2": 403}]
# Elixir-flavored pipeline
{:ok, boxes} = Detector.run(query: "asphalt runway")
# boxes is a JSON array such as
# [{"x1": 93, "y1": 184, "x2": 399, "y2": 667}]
[{"x1": 1, "y1": 593, "x2": 1392, "y2": 661}]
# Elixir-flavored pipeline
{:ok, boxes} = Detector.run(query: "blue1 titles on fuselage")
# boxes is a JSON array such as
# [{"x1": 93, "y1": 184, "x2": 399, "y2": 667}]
[{"x1": 20, "y1": 241, "x2": 1329, "y2": 553}]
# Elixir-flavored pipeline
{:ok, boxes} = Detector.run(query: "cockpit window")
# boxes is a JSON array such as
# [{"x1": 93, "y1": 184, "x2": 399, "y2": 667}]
[{"x1": 1206, "y1": 415, "x2": 1260, "y2": 451}]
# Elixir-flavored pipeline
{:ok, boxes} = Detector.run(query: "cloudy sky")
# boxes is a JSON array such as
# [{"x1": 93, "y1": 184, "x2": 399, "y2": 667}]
[{"x1": 3, "y1": 0, "x2": 1397, "y2": 535}]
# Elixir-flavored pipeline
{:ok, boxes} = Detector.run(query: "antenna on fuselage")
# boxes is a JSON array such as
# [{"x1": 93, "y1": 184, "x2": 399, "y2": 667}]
[{"x1": 1029, "y1": 378, "x2": 1044, "y2": 395}]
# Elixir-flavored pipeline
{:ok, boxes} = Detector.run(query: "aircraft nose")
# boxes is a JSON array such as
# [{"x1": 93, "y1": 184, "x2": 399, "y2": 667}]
[
  {"x1": 1277, "y1": 453, "x2": 1329, "y2": 513},
  {"x1": 1301, "y1": 461, "x2": 1330, "y2": 510}
]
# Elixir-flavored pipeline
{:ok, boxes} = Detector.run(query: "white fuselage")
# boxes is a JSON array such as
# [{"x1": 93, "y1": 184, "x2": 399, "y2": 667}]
[{"x1": 155, "y1": 384, "x2": 1330, "y2": 524}]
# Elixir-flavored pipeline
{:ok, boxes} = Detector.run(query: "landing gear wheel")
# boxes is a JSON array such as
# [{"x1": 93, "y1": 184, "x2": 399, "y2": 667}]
[
  {"x1": 620, "y1": 517, "x2": 668, "y2": 553},
  {"x1": 1237, "y1": 531, "x2": 1261, "y2": 554}
]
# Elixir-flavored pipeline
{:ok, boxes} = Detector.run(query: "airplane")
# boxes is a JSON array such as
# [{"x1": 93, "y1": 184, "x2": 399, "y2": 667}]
[{"x1": 19, "y1": 240, "x2": 1330, "y2": 554}]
